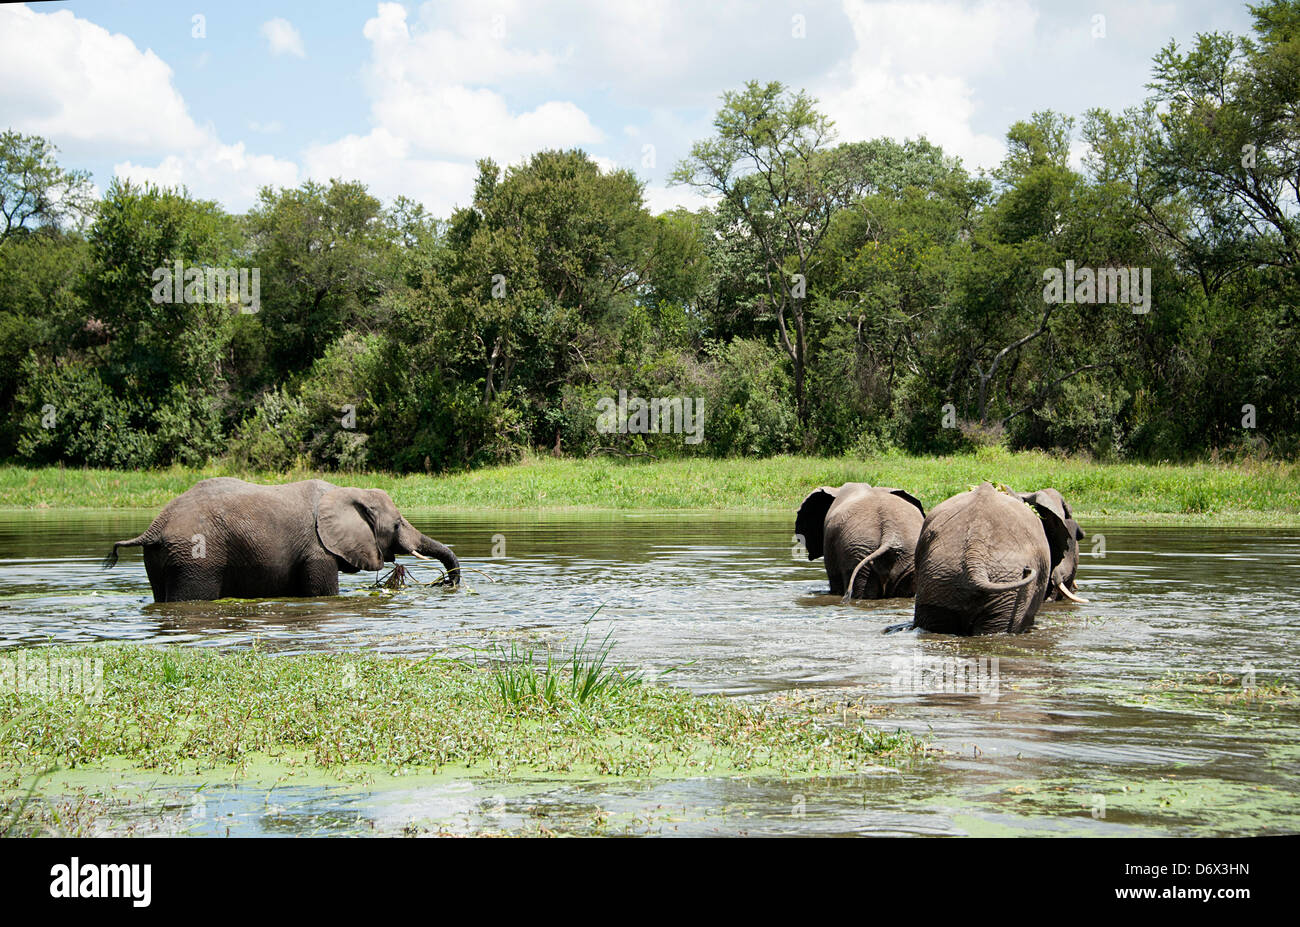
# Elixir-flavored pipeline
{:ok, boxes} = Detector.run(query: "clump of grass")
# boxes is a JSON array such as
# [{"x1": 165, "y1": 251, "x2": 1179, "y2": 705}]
[
  {"x1": 161, "y1": 653, "x2": 183, "y2": 687},
  {"x1": 490, "y1": 629, "x2": 640, "y2": 712},
  {"x1": 491, "y1": 641, "x2": 561, "y2": 709},
  {"x1": 371, "y1": 563, "x2": 416, "y2": 590}
]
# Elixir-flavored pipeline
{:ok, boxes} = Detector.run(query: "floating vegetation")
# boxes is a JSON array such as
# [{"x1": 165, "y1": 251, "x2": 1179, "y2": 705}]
[{"x1": 0, "y1": 645, "x2": 929, "y2": 785}]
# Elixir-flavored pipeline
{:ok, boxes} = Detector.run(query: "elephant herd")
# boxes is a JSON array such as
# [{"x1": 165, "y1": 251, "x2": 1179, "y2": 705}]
[
  {"x1": 103, "y1": 476, "x2": 1086, "y2": 637},
  {"x1": 796, "y1": 481, "x2": 1087, "y2": 635}
]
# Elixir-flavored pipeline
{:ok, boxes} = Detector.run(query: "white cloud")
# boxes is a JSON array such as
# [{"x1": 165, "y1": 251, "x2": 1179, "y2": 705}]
[
  {"x1": 374, "y1": 88, "x2": 603, "y2": 163},
  {"x1": 303, "y1": 128, "x2": 475, "y2": 217},
  {"x1": 0, "y1": 4, "x2": 299, "y2": 211},
  {"x1": 0, "y1": 4, "x2": 205, "y2": 155},
  {"x1": 287, "y1": 2, "x2": 605, "y2": 210},
  {"x1": 350, "y1": 3, "x2": 603, "y2": 167},
  {"x1": 1, "y1": 0, "x2": 1162, "y2": 220},
  {"x1": 817, "y1": 0, "x2": 1039, "y2": 170},
  {"x1": 261, "y1": 18, "x2": 306, "y2": 58},
  {"x1": 115, "y1": 141, "x2": 299, "y2": 207},
  {"x1": 642, "y1": 183, "x2": 710, "y2": 215},
  {"x1": 364, "y1": 1, "x2": 556, "y2": 86},
  {"x1": 391, "y1": 0, "x2": 848, "y2": 109}
]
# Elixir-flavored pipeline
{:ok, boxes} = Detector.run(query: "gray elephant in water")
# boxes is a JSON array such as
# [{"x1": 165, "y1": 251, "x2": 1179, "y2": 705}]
[
  {"x1": 796, "y1": 483, "x2": 926, "y2": 600},
  {"x1": 912, "y1": 482, "x2": 1082, "y2": 635},
  {"x1": 1015, "y1": 488, "x2": 1087, "y2": 602},
  {"x1": 103, "y1": 478, "x2": 460, "y2": 602}
]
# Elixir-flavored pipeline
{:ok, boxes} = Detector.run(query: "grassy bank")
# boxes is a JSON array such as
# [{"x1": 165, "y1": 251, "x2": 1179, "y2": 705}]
[
  {"x1": 1, "y1": 449, "x2": 1297, "y2": 524},
  {"x1": 0, "y1": 646, "x2": 922, "y2": 804}
]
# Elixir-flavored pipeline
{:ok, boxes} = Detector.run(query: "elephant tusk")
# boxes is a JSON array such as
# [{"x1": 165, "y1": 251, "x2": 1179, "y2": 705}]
[
  {"x1": 1058, "y1": 583, "x2": 1088, "y2": 604},
  {"x1": 409, "y1": 550, "x2": 433, "y2": 561}
]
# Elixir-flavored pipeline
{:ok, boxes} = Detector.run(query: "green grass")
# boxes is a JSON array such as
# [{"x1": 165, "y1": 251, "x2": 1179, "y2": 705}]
[
  {"x1": 1138, "y1": 672, "x2": 1299, "y2": 712},
  {"x1": 0, "y1": 646, "x2": 926, "y2": 790},
  {"x1": 491, "y1": 629, "x2": 641, "y2": 712},
  {"x1": 1, "y1": 448, "x2": 1297, "y2": 524}
]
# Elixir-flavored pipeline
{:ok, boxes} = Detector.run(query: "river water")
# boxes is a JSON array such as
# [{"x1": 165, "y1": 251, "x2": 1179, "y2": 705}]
[{"x1": 1, "y1": 510, "x2": 1297, "y2": 836}]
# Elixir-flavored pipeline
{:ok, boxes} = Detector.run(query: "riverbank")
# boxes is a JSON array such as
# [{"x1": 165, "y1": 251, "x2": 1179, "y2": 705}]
[{"x1": 1, "y1": 449, "x2": 1297, "y2": 525}]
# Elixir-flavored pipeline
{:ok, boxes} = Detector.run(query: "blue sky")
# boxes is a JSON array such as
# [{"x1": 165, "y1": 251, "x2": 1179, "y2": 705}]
[{"x1": 0, "y1": 1, "x2": 1257, "y2": 217}]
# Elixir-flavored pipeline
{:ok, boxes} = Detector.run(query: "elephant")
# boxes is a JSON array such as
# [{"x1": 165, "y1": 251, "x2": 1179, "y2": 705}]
[
  {"x1": 102, "y1": 478, "x2": 460, "y2": 602},
  {"x1": 911, "y1": 482, "x2": 1079, "y2": 635},
  {"x1": 1015, "y1": 488, "x2": 1087, "y2": 602},
  {"x1": 795, "y1": 483, "x2": 926, "y2": 600}
]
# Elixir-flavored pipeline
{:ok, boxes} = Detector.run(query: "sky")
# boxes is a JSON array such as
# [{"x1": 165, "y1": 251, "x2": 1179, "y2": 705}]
[{"x1": 0, "y1": 0, "x2": 1257, "y2": 218}]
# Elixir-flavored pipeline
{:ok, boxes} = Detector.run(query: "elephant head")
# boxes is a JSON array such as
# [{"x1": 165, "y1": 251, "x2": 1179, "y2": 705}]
[
  {"x1": 1017, "y1": 488, "x2": 1086, "y2": 602},
  {"x1": 913, "y1": 482, "x2": 1072, "y2": 635},
  {"x1": 796, "y1": 483, "x2": 926, "y2": 599},
  {"x1": 316, "y1": 486, "x2": 460, "y2": 583}
]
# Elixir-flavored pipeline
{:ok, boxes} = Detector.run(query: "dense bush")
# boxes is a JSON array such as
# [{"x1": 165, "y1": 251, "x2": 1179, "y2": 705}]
[
  {"x1": 701, "y1": 339, "x2": 800, "y2": 457},
  {"x1": 14, "y1": 357, "x2": 154, "y2": 467}
]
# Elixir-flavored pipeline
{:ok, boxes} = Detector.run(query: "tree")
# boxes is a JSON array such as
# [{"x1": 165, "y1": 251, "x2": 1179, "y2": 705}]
[
  {"x1": 445, "y1": 151, "x2": 657, "y2": 410},
  {"x1": 810, "y1": 151, "x2": 984, "y2": 452},
  {"x1": 672, "y1": 82, "x2": 878, "y2": 430},
  {"x1": 247, "y1": 179, "x2": 397, "y2": 380},
  {"x1": 1079, "y1": 0, "x2": 1300, "y2": 455},
  {"x1": 0, "y1": 131, "x2": 94, "y2": 242}
]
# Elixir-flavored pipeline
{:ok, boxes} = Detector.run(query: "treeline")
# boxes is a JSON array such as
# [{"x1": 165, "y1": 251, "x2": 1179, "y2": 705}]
[{"x1": 1, "y1": 2, "x2": 1297, "y2": 472}]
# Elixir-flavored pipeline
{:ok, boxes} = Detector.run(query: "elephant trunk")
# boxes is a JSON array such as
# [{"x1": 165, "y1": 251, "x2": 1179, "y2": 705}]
[
  {"x1": 414, "y1": 535, "x2": 460, "y2": 585},
  {"x1": 398, "y1": 520, "x2": 460, "y2": 585}
]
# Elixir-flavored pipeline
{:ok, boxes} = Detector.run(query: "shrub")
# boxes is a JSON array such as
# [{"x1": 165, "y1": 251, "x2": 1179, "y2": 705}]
[
  {"x1": 13, "y1": 356, "x2": 155, "y2": 467},
  {"x1": 228, "y1": 387, "x2": 308, "y2": 471},
  {"x1": 229, "y1": 332, "x2": 388, "y2": 471},
  {"x1": 701, "y1": 338, "x2": 799, "y2": 457}
]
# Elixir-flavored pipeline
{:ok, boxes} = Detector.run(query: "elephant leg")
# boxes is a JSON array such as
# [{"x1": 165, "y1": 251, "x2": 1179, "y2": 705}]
[
  {"x1": 852, "y1": 568, "x2": 883, "y2": 599},
  {"x1": 163, "y1": 568, "x2": 223, "y2": 603},
  {"x1": 914, "y1": 602, "x2": 969, "y2": 634},
  {"x1": 886, "y1": 568, "x2": 916, "y2": 597},
  {"x1": 297, "y1": 558, "x2": 341, "y2": 597},
  {"x1": 824, "y1": 560, "x2": 845, "y2": 597},
  {"x1": 142, "y1": 546, "x2": 167, "y2": 602},
  {"x1": 843, "y1": 545, "x2": 890, "y2": 601},
  {"x1": 891, "y1": 555, "x2": 918, "y2": 596}
]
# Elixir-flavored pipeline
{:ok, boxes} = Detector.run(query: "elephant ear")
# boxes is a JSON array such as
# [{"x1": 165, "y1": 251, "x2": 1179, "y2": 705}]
[
  {"x1": 1020, "y1": 490, "x2": 1070, "y2": 570},
  {"x1": 877, "y1": 487, "x2": 925, "y2": 518},
  {"x1": 316, "y1": 487, "x2": 383, "y2": 572},
  {"x1": 795, "y1": 486, "x2": 838, "y2": 561}
]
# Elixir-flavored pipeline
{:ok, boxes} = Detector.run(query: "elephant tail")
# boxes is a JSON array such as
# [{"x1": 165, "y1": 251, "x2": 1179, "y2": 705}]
[
  {"x1": 102, "y1": 528, "x2": 161, "y2": 570},
  {"x1": 841, "y1": 544, "x2": 892, "y2": 603},
  {"x1": 971, "y1": 566, "x2": 1037, "y2": 593}
]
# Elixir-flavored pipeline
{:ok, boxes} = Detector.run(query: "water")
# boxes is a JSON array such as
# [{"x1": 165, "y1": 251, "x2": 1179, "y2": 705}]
[{"x1": 2, "y1": 510, "x2": 1298, "y2": 836}]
